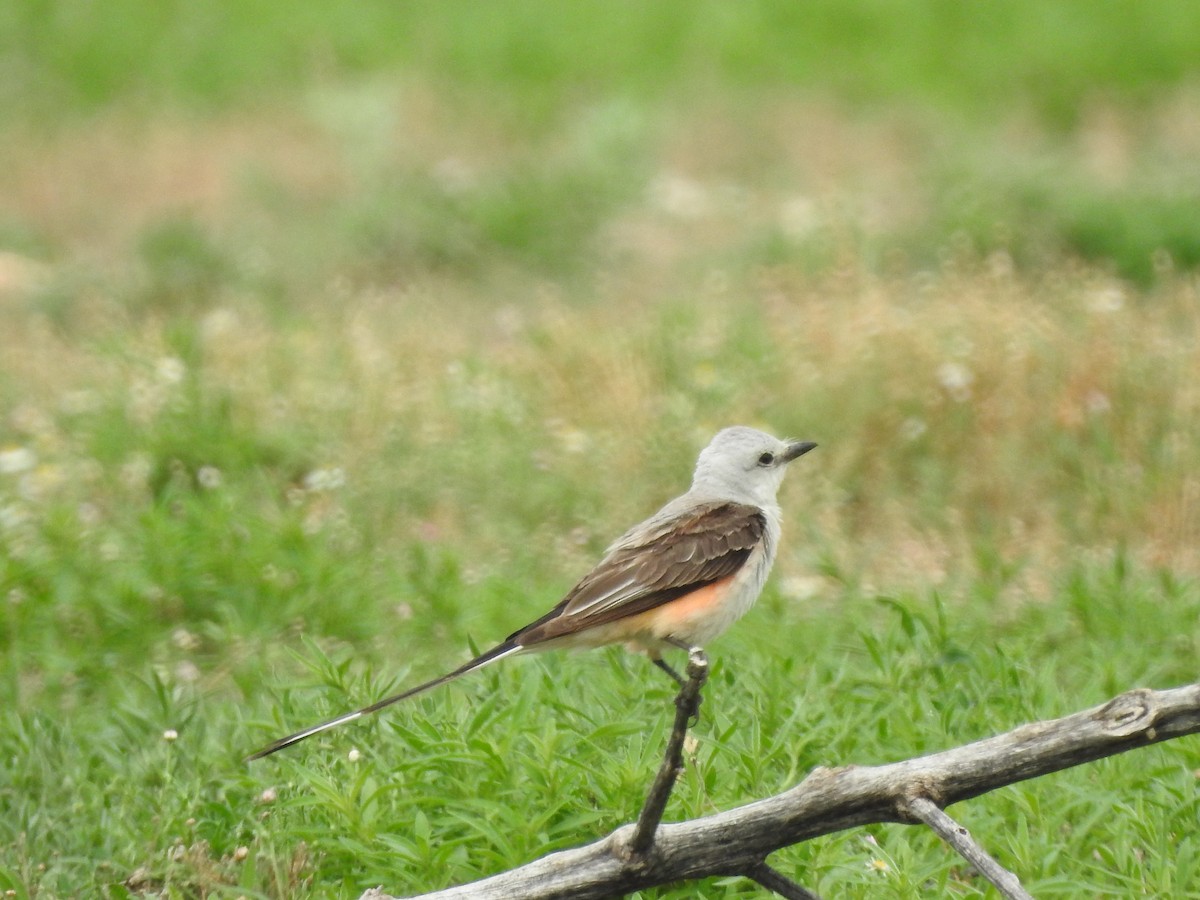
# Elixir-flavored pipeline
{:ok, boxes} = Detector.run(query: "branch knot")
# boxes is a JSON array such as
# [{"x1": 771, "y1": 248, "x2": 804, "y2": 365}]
[
  {"x1": 1097, "y1": 688, "x2": 1158, "y2": 737},
  {"x1": 898, "y1": 781, "x2": 945, "y2": 822}
]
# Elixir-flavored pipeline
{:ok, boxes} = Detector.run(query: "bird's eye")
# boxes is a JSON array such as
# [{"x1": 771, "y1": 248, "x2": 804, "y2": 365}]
[{"x1": 757, "y1": 451, "x2": 775, "y2": 467}]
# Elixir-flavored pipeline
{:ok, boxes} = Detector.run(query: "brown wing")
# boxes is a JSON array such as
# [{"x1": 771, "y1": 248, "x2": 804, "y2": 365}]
[{"x1": 512, "y1": 501, "x2": 765, "y2": 645}]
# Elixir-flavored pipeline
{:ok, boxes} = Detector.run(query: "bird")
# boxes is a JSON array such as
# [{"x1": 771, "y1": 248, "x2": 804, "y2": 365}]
[{"x1": 248, "y1": 426, "x2": 816, "y2": 760}]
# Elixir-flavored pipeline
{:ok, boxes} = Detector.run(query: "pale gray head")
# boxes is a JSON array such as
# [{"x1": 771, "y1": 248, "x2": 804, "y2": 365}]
[{"x1": 689, "y1": 426, "x2": 816, "y2": 507}]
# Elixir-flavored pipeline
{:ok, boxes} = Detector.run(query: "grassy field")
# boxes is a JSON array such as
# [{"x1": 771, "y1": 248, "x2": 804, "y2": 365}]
[{"x1": 2, "y1": 3, "x2": 1200, "y2": 898}]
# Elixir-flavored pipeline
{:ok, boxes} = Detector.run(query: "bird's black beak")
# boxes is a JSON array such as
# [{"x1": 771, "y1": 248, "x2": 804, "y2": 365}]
[{"x1": 783, "y1": 440, "x2": 817, "y2": 462}]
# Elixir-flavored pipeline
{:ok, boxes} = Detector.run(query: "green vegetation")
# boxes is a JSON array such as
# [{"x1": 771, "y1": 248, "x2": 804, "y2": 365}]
[{"x1": 1, "y1": 2, "x2": 1199, "y2": 897}]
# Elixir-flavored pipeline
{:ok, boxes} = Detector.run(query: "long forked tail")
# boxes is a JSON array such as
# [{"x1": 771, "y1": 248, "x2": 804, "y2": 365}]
[{"x1": 246, "y1": 641, "x2": 523, "y2": 761}]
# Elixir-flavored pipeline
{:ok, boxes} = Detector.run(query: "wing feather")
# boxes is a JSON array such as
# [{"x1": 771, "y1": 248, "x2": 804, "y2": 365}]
[{"x1": 512, "y1": 501, "x2": 765, "y2": 645}]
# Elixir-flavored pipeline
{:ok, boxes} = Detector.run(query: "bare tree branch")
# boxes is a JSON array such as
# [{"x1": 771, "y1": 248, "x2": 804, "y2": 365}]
[
  {"x1": 628, "y1": 649, "x2": 824, "y2": 898},
  {"x1": 743, "y1": 861, "x2": 825, "y2": 900},
  {"x1": 904, "y1": 797, "x2": 1033, "y2": 900},
  {"x1": 364, "y1": 681, "x2": 1200, "y2": 900},
  {"x1": 629, "y1": 648, "x2": 708, "y2": 856}
]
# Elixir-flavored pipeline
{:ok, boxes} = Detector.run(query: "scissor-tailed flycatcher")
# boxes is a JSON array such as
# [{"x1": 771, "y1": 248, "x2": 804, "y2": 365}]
[{"x1": 248, "y1": 426, "x2": 815, "y2": 760}]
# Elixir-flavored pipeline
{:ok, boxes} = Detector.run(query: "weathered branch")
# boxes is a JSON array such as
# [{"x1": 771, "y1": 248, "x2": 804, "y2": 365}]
[
  {"x1": 744, "y1": 861, "x2": 825, "y2": 900},
  {"x1": 904, "y1": 797, "x2": 1032, "y2": 900},
  {"x1": 364, "y1": 681, "x2": 1200, "y2": 900},
  {"x1": 628, "y1": 649, "x2": 823, "y2": 898}
]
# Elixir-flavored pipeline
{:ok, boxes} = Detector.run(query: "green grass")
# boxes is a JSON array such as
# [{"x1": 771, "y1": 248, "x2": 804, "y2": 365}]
[
  {"x1": 5, "y1": 1, "x2": 1200, "y2": 284},
  {"x1": 6, "y1": 0, "x2": 1200, "y2": 124},
  {"x1": 2, "y1": 280, "x2": 1198, "y2": 897},
  {"x1": 3, "y1": 2, "x2": 1200, "y2": 897},
  {"x1": 3, "y1": 522, "x2": 1198, "y2": 897}
]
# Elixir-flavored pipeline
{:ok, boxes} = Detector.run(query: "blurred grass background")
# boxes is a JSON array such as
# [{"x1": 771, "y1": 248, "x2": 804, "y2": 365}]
[{"x1": 1, "y1": 2, "x2": 1199, "y2": 897}]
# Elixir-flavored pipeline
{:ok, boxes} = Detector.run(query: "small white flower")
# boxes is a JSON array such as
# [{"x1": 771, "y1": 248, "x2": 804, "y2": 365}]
[
  {"x1": 649, "y1": 173, "x2": 710, "y2": 220},
  {"x1": 558, "y1": 428, "x2": 589, "y2": 455},
  {"x1": 197, "y1": 466, "x2": 222, "y2": 489},
  {"x1": 259, "y1": 787, "x2": 277, "y2": 804},
  {"x1": 899, "y1": 418, "x2": 928, "y2": 441},
  {"x1": 1088, "y1": 286, "x2": 1125, "y2": 314},
  {"x1": 77, "y1": 502, "x2": 102, "y2": 527},
  {"x1": 0, "y1": 504, "x2": 26, "y2": 531},
  {"x1": 172, "y1": 627, "x2": 200, "y2": 651},
  {"x1": 348, "y1": 748, "x2": 361, "y2": 763},
  {"x1": 120, "y1": 453, "x2": 154, "y2": 491},
  {"x1": 156, "y1": 356, "x2": 186, "y2": 385},
  {"x1": 432, "y1": 157, "x2": 476, "y2": 193},
  {"x1": 302, "y1": 467, "x2": 346, "y2": 492},
  {"x1": 127, "y1": 379, "x2": 166, "y2": 423},
  {"x1": 781, "y1": 575, "x2": 823, "y2": 601},
  {"x1": 0, "y1": 447, "x2": 36, "y2": 475},
  {"x1": 1085, "y1": 391, "x2": 1111, "y2": 415},
  {"x1": 936, "y1": 362, "x2": 973, "y2": 402},
  {"x1": 163, "y1": 729, "x2": 179, "y2": 742},
  {"x1": 779, "y1": 195, "x2": 820, "y2": 239},
  {"x1": 201, "y1": 308, "x2": 239, "y2": 340},
  {"x1": 987, "y1": 249, "x2": 1014, "y2": 278}
]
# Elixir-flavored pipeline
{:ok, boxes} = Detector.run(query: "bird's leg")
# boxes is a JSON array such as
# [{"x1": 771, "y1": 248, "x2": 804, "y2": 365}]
[
  {"x1": 652, "y1": 656, "x2": 686, "y2": 687},
  {"x1": 663, "y1": 635, "x2": 702, "y2": 656},
  {"x1": 661, "y1": 636, "x2": 706, "y2": 724}
]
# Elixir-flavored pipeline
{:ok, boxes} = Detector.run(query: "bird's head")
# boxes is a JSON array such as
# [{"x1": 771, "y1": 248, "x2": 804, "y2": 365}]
[{"x1": 691, "y1": 426, "x2": 816, "y2": 507}]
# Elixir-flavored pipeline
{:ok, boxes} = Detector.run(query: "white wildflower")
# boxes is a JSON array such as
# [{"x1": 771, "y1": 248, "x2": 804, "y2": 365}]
[
  {"x1": 781, "y1": 575, "x2": 824, "y2": 601},
  {"x1": 201, "y1": 308, "x2": 239, "y2": 340},
  {"x1": 558, "y1": 428, "x2": 589, "y2": 455},
  {"x1": 987, "y1": 249, "x2": 1014, "y2": 278},
  {"x1": 649, "y1": 173, "x2": 710, "y2": 219},
  {"x1": 899, "y1": 418, "x2": 928, "y2": 441},
  {"x1": 432, "y1": 157, "x2": 476, "y2": 194},
  {"x1": 936, "y1": 362, "x2": 973, "y2": 402},
  {"x1": 0, "y1": 447, "x2": 36, "y2": 475},
  {"x1": 197, "y1": 466, "x2": 222, "y2": 489},
  {"x1": 127, "y1": 379, "x2": 166, "y2": 423},
  {"x1": 120, "y1": 453, "x2": 154, "y2": 491},
  {"x1": 302, "y1": 467, "x2": 346, "y2": 492},
  {"x1": 779, "y1": 195, "x2": 820, "y2": 239},
  {"x1": 172, "y1": 628, "x2": 200, "y2": 651},
  {"x1": 0, "y1": 504, "x2": 26, "y2": 531},
  {"x1": 156, "y1": 356, "x2": 186, "y2": 385},
  {"x1": 1085, "y1": 391, "x2": 1111, "y2": 415},
  {"x1": 1088, "y1": 286, "x2": 1125, "y2": 314}
]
